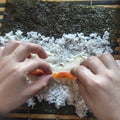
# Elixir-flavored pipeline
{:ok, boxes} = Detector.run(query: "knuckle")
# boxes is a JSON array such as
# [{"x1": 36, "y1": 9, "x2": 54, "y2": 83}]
[
  {"x1": 73, "y1": 66, "x2": 85, "y2": 77},
  {"x1": 42, "y1": 82, "x2": 48, "y2": 88},
  {"x1": 21, "y1": 42, "x2": 30, "y2": 49},
  {"x1": 79, "y1": 65, "x2": 86, "y2": 70},
  {"x1": 44, "y1": 63, "x2": 51, "y2": 69},
  {"x1": 11, "y1": 40, "x2": 20, "y2": 45},
  {"x1": 21, "y1": 42, "x2": 34, "y2": 52},
  {"x1": 40, "y1": 60, "x2": 50, "y2": 69},
  {"x1": 38, "y1": 46, "x2": 44, "y2": 52},
  {"x1": 35, "y1": 59, "x2": 48, "y2": 67},
  {"x1": 87, "y1": 56, "x2": 97, "y2": 63},
  {"x1": 99, "y1": 52, "x2": 112, "y2": 59},
  {"x1": 105, "y1": 70, "x2": 115, "y2": 80},
  {"x1": 76, "y1": 66, "x2": 86, "y2": 73},
  {"x1": 21, "y1": 42, "x2": 41, "y2": 52},
  {"x1": 103, "y1": 52, "x2": 111, "y2": 57},
  {"x1": 74, "y1": 66, "x2": 81, "y2": 74},
  {"x1": 82, "y1": 56, "x2": 97, "y2": 65},
  {"x1": 94, "y1": 80, "x2": 102, "y2": 89}
]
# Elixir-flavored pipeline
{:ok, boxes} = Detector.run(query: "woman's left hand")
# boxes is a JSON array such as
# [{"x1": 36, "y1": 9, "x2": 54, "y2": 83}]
[{"x1": 0, "y1": 40, "x2": 52, "y2": 114}]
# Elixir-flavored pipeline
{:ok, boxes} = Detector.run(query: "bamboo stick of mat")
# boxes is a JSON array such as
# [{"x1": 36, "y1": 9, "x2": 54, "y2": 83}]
[
  {"x1": 7, "y1": 113, "x2": 94, "y2": 120},
  {"x1": 41, "y1": 0, "x2": 119, "y2": 2},
  {"x1": 0, "y1": 0, "x2": 6, "y2": 35}
]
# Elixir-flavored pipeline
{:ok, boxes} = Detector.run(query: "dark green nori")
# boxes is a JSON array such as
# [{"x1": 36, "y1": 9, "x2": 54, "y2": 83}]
[
  {"x1": 1, "y1": 0, "x2": 120, "y2": 118},
  {"x1": 2, "y1": 0, "x2": 120, "y2": 49}
]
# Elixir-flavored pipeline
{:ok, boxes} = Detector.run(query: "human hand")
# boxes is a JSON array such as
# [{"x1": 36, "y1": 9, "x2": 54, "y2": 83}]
[
  {"x1": 0, "y1": 40, "x2": 52, "y2": 114},
  {"x1": 71, "y1": 53, "x2": 120, "y2": 120},
  {"x1": 0, "y1": 46, "x2": 4, "y2": 58}
]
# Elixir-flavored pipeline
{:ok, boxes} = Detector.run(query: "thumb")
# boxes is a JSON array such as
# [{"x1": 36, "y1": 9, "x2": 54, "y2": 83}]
[{"x1": 23, "y1": 75, "x2": 52, "y2": 98}]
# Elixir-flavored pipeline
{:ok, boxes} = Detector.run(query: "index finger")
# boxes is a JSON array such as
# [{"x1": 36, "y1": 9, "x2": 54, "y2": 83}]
[
  {"x1": 71, "y1": 65, "x2": 95, "y2": 87},
  {"x1": 11, "y1": 42, "x2": 47, "y2": 62}
]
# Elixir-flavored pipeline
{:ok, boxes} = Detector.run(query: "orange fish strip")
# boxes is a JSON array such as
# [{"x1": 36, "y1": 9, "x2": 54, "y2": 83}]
[
  {"x1": 53, "y1": 72, "x2": 77, "y2": 80},
  {"x1": 31, "y1": 69, "x2": 44, "y2": 76},
  {"x1": 31, "y1": 69, "x2": 77, "y2": 80}
]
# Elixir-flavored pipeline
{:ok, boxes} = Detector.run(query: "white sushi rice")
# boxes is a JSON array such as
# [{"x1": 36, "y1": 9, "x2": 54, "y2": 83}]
[{"x1": 0, "y1": 30, "x2": 113, "y2": 118}]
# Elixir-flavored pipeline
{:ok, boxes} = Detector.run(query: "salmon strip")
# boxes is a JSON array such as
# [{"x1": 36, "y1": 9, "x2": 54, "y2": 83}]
[
  {"x1": 53, "y1": 72, "x2": 77, "y2": 80},
  {"x1": 31, "y1": 69, "x2": 77, "y2": 80},
  {"x1": 31, "y1": 69, "x2": 44, "y2": 76}
]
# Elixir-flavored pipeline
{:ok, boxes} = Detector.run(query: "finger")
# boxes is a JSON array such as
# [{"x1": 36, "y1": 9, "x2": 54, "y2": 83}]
[
  {"x1": 23, "y1": 75, "x2": 52, "y2": 97},
  {"x1": 21, "y1": 58, "x2": 52, "y2": 75},
  {"x1": 116, "y1": 60, "x2": 120, "y2": 67},
  {"x1": 80, "y1": 56, "x2": 107, "y2": 74},
  {"x1": 11, "y1": 42, "x2": 47, "y2": 62},
  {"x1": 0, "y1": 47, "x2": 4, "y2": 57},
  {"x1": 98, "y1": 53, "x2": 118, "y2": 69},
  {"x1": 77, "y1": 80, "x2": 90, "y2": 103},
  {"x1": 71, "y1": 66, "x2": 95, "y2": 87},
  {"x1": 2, "y1": 40, "x2": 21, "y2": 56}
]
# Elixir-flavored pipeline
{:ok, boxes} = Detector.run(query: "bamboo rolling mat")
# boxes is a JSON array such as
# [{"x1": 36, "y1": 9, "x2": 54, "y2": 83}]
[
  {"x1": 6, "y1": 113, "x2": 94, "y2": 120},
  {"x1": 0, "y1": 0, "x2": 120, "y2": 120},
  {"x1": 0, "y1": 0, "x2": 6, "y2": 34}
]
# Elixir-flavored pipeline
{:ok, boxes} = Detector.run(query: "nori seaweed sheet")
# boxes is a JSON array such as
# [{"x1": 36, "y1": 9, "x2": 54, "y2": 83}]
[
  {"x1": 1, "y1": 0, "x2": 120, "y2": 50},
  {"x1": 1, "y1": 0, "x2": 120, "y2": 118}
]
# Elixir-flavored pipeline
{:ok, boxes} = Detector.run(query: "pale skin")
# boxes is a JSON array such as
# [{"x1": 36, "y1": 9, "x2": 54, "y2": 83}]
[
  {"x1": 71, "y1": 53, "x2": 120, "y2": 120},
  {"x1": 0, "y1": 40, "x2": 52, "y2": 114}
]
